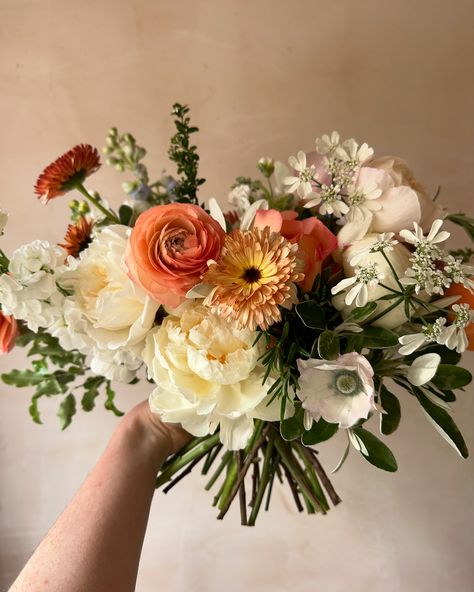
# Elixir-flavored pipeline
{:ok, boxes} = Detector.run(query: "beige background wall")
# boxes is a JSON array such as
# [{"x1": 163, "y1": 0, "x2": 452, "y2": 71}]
[{"x1": 1, "y1": 1, "x2": 474, "y2": 590}]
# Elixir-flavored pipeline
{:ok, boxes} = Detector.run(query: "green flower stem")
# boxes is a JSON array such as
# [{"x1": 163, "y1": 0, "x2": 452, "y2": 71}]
[
  {"x1": 156, "y1": 432, "x2": 220, "y2": 488},
  {"x1": 273, "y1": 434, "x2": 326, "y2": 514},
  {"x1": 160, "y1": 435, "x2": 207, "y2": 472},
  {"x1": 217, "y1": 456, "x2": 238, "y2": 511},
  {"x1": 205, "y1": 450, "x2": 232, "y2": 491},
  {"x1": 298, "y1": 444, "x2": 341, "y2": 506},
  {"x1": 248, "y1": 430, "x2": 276, "y2": 526},
  {"x1": 201, "y1": 443, "x2": 223, "y2": 475},
  {"x1": 237, "y1": 451, "x2": 248, "y2": 525},
  {"x1": 295, "y1": 446, "x2": 329, "y2": 512},
  {"x1": 366, "y1": 297, "x2": 404, "y2": 324},
  {"x1": 381, "y1": 250, "x2": 404, "y2": 291},
  {"x1": 76, "y1": 183, "x2": 120, "y2": 224}
]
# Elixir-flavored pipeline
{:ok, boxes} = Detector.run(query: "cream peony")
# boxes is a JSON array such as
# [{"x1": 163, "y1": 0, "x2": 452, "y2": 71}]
[
  {"x1": 297, "y1": 353, "x2": 376, "y2": 429},
  {"x1": 59, "y1": 225, "x2": 159, "y2": 352},
  {"x1": 333, "y1": 234, "x2": 415, "y2": 329},
  {"x1": 143, "y1": 301, "x2": 281, "y2": 450}
]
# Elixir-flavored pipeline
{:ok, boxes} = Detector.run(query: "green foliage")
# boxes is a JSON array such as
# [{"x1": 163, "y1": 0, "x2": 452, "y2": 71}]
[
  {"x1": 447, "y1": 212, "x2": 474, "y2": 243},
  {"x1": 168, "y1": 103, "x2": 205, "y2": 203},
  {"x1": 350, "y1": 427, "x2": 398, "y2": 472},
  {"x1": 360, "y1": 326, "x2": 399, "y2": 349},
  {"x1": 302, "y1": 418, "x2": 339, "y2": 445},
  {"x1": 379, "y1": 384, "x2": 401, "y2": 435},
  {"x1": 317, "y1": 330, "x2": 340, "y2": 360},
  {"x1": 295, "y1": 301, "x2": 326, "y2": 329},
  {"x1": 431, "y1": 364, "x2": 472, "y2": 390},
  {"x1": 280, "y1": 406, "x2": 305, "y2": 441},
  {"x1": 1, "y1": 329, "x2": 124, "y2": 428}
]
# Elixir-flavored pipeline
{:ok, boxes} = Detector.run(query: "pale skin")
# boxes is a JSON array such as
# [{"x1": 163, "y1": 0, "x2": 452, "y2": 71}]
[{"x1": 9, "y1": 402, "x2": 191, "y2": 592}]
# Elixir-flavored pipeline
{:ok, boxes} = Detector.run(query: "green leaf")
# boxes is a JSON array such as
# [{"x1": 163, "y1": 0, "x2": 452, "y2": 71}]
[
  {"x1": 118, "y1": 204, "x2": 134, "y2": 226},
  {"x1": 405, "y1": 344, "x2": 461, "y2": 366},
  {"x1": 379, "y1": 385, "x2": 401, "y2": 435},
  {"x1": 302, "y1": 418, "x2": 339, "y2": 445},
  {"x1": 57, "y1": 394, "x2": 77, "y2": 430},
  {"x1": 29, "y1": 394, "x2": 43, "y2": 425},
  {"x1": 104, "y1": 382, "x2": 124, "y2": 417},
  {"x1": 416, "y1": 392, "x2": 468, "y2": 458},
  {"x1": 2, "y1": 369, "x2": 48, "y2": 387},
  {"x1": 361, "y1": 326, "x2": 399, "y2": 349},
  {"x1": 346, "y1": 301, "x2": 377, "y2": 322},
  {"x1": 431, "y1": 365, "x2": 472, "y2": 390},
  {"x1": 81, "y1": 376, "x2": 105, "y2": 412},
  {"x1": 318, "y1": 330, "x2": 340, "y2": 360},
  {"x1": 280, "y1": 410, "x2": 305, "y2": 441},
  {"x1": 351, "y1": 427, "x2": 398, "y2": 472},
  {"x1": 295, "y1": 301, "x2": 326, "y2": 330},
  {"x1": 447, "y1": 212, "x2": 474, "y2": 243}
]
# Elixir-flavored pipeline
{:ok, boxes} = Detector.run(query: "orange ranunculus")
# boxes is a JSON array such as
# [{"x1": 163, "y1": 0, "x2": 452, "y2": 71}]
[
  {"x1": 125, "y1": 203, "x2": 226, "y2": 308},
  {"x1": 0, "y1": 312, "x2": 18, "y2": 354},
  {"x1": 444, "y1": 282, "x2": 474, "y2": 350},
  {"x1": 254, "y1": 209, "x2": 338, "y2": 292}
]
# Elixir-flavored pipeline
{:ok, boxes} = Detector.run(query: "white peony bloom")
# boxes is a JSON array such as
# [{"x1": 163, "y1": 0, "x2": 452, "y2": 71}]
[
  {"x1": 58, "y1": 225, "x2": 159, "y2": 356},
  {"x1": 143, "y1": 301, "x2": 281, "y2": 450},
  {"x1": 296, "y1": 353, "x2": 376, "y2": 429},
  {"x1": 0, "y1": 208, "x2": 8, "y2": 236}
]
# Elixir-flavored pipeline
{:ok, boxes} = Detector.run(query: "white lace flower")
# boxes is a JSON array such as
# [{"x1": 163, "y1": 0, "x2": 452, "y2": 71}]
[
  {"x1": 303, "y1": 184, "x2": 349, "y2": 217},
  {"x1": 0, "y1": 208, "x2": 8, "y2": 236},
  {"x1": 143, "y1": 301, "x2": 282, "y2": 450},
  {"x1": 315, "y1": 131, "x2": 340, "y2": 155},
  {"x1": 284, "y1": 151, "x2": 316, "y2": 197},
  {"x1": 335, "y1": 138, "x2": 374, "y2": 166},
  {"x1": 228, "y1": 184, "x2": 251, "y2": 215},
  {"x1": 400, "y1": 219, "x2": 450, "y2": 247},
  {"x1": 443, "y1": 256, "x2": 474, "y2": 292},
  {"x1": 296, "y1": 353, "x2": 376, "y2": 429},
  {"x1": 398, "y1": 318, "x2": 446, "y2": 355},
  {"x1": 331, "y1": 263, "x2": 384, "y2": 307},
  {"x1": 349, "y1": 232, "x2": 398, "y2": 266},
  {"x1": 438, "y1": 303, "x2": 472, "y2": 353}
]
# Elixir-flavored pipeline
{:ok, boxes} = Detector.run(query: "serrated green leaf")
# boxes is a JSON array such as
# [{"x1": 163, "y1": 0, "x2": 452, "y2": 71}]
[
  {"x1": 351, "y1": 427, "x2": 398, "y2": 472},
  {"x1": 361, "y1": 326, "x2": 399, "y2": 349},
  {"x1": 295, "y1": 301, "x2": 326, "y2": 330},
  {"x1": 58, "y1": 394, "x2": 76, "y2": 430},
  {"x1": 2, "y1": 369, "x2": 48, "y2": 387},
  {"x1": 431, "y1": 365, "x2": 472, "y2": 390},
  {"x1": 379, "y1": 385, "x2": 401, "y2": 435},
  {"x1": 302, "y1": 418, "x2": 339, "y2": 445},
  {"x1": 416, "y1": 392, "x2": 468, "y2": 458},
  {"x1": 81, "y1": 376, "x2": 105, "y2": 412},
  {"x1": 318, "y1": 330, "x2": 340, "y2": 360},
  {"x1": 29, "y1": 395, "x2": 43, "y2": 425}
]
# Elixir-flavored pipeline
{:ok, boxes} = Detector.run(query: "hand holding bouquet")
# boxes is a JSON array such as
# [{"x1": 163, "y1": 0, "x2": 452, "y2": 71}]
[{"x1": 1, "y1": 104, "x2": 472, "y2": 525}]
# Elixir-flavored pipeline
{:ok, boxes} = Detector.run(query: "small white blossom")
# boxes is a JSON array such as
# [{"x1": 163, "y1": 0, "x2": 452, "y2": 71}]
[
  {"x1": 9, "y1": 240, "x2": 65, "y2": 285},
  {"x1": 335, "y1": 138, "x2": 374, "y2": 166},
  {"x1": 400, "y1": 219, "x2": 450, "y2": 247},
  {"x1": 284, "y1": 151, "x2": 316, "y2": 197},
  {"x1": 331, "y1": 263, "x2": 384, "y2": 307},
  {"x1": 438, "y1": 303, "x2": 472, "y2": 353},
  {"x1": 304, "y1": 184, "x2": 349, "y2": 217},
  {"x1": 228, "y1": 184, "x2": 251, "y2": 215},
  {"x1": 443, "y1": 256, "x2": 474, "y2": 292},
  {"x1": 398, "y1": 318, "x2": 446, "y2": 355},
  {"x1": 315, "y1": 131, "x2": 340, "y2": 155},
  {"x1": 350, "y1": 232, "x2": 399, "y2": 266}
]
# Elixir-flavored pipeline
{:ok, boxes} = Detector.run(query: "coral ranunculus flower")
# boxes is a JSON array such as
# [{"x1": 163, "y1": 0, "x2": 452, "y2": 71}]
[
  {"x1": 35, "y1": 144, "x2": 101, "y2": 203},
  {"x1": 444, "y1": 281, "x2": 474, "y2": 350},
  {"x1": 203, "y1": 227, "x2": 304, "y2": 330},
  {"x1": 254, "y1": 209, "x2": 338, "y2": 292},
  {"x1": 59, "y1": 216, "x2": 94, "y2": 258},
  {"x1": 0, "y1": 312, "x2": 18, "y2": 354},
  {"x1": 125, "y1": 203, "x2": 226, "y2": 308}
]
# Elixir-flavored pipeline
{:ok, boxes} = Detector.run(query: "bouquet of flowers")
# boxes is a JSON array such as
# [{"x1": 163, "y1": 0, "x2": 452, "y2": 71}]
[{"x1": 1, "y1": 104, "x2": 473, "y2": 525}]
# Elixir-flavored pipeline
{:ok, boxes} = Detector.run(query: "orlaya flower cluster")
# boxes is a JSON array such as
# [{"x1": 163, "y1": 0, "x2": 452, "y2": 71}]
[{"x1": 1, "y1": 115, "x2": 473, "y2": 526}]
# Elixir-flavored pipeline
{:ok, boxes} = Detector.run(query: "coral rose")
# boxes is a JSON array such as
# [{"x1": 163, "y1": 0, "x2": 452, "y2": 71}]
[
  {"x1": 0, "y1": 312, "x2": 18, "y2": 354},
  {"x1": 254, "y1": 209, "x2": 337, "y2": 292},
  {"x1": 126, "y1": 203, "x2": 225, "y2": 308}
]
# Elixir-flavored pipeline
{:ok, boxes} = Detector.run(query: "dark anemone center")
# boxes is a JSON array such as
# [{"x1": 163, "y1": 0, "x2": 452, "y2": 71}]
[{"x1": 242, "y1": 266, "x2": 261, "y2": 283}]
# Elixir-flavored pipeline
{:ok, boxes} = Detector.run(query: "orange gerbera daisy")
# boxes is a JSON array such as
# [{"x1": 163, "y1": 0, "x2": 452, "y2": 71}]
[
  {"x1": 59, "y1": 216, "x2": 93, "y2": 258},
  {"x1": 202, "y1": 226, "x2": 304, "y2": 330},
  {"x1": 35, "y1": 144, "x2": 101, "y2": 204}
]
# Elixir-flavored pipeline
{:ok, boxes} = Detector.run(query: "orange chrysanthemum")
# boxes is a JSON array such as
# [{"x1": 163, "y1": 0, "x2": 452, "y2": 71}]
[
  {"x1": 35, "y1": 144, "x2": 101, "y2": 203},
  {"x1": 202, "y1": 227, "x2": 304, "y2": 330},
  {"x1": 59, "y1": 216, "x2": 93, "y2": 258}
]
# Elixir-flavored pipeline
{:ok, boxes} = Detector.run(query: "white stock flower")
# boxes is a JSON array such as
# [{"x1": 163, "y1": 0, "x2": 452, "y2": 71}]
[
  {"x1": 331, "y1": 263, "x2": 384, "y2": 307},
  {"x1": 438, "y1": 303, "x2": 472, "y2": 353},
  {"x1": 228, "y1": 184, "x2": 251, "y2": 215},
  {"x1": 284, "y1": 150, "x2": 316, "y2": 197},
  {"x1": 296, "y1": 353, "x2": 376, "y2": 429},
  {"x1": 58, "y1": 225, "x2": 159, "y2": 356},
  {"x1": 0, "y1": 209, "x2": 8, "y2": 236},
  {"x1": 398, "y1": 318, "x2": 446, "y2": 355},
  {"x1": 143, "y1": 301, "x2": 281, "y2": 450},
  {"x1": 9, "y1": 240, "x2": 65, "y2": 285}
]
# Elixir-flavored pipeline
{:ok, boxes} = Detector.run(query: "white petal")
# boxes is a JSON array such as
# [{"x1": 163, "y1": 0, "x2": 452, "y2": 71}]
[
  {"x1": 240, "y1": 198, "x2": 269, "y2": 231},
  {"x1": 208, "y1": 197, "x2": 227, "y2": 231},
  {"x1": 331, "y1": 276, "x2": 357, "y2": 295},
  {"x1": 407, "y1": 353, "x2": 441, "y2": 386},
  {"x1": 219, "y1": 415, "x2": 255, "y2": 450}
]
